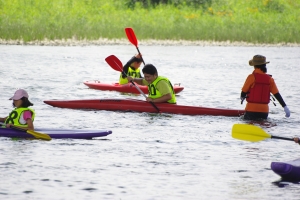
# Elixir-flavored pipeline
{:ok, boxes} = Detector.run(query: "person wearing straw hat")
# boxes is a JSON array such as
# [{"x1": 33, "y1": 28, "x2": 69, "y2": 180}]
[
  {"x1": 240, "y1": 55, "x2": 290, "y2": 120},
  {"x1": 0, "y1": 89, "x2": 35, "y2": 130}
]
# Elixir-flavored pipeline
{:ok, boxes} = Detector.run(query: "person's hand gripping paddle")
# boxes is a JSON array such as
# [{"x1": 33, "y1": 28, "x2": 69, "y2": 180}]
[
  {"x1": 105, "y1": 55, "x2": 160, "y2": 113},
  {"x1": 125, "y1": 27, "x2": 145, "y2": 65}
]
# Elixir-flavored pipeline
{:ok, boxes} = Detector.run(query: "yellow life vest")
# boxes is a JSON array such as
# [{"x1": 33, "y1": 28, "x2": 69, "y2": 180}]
[
  {"x1": 4, "y1": 107, "x2": 35, "y2": 128},
  {"x1": 148, "y1": 76, "x2": 176, "y2": 104},
  {"x1": 119, "y1": 67, "x2": 142, "y2": 85}
]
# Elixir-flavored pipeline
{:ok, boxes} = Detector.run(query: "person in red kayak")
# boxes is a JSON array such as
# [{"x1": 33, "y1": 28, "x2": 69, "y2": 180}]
[
  {"x1": 240, "y1": 55, "x2": 290, "y2": 120},
  {"x1": 127, "y1": 64, "x2": 176, "y2": 104},
  {"x1": 119, "y1": 54, "x2": 143, "y2": 85},
  {"x1": 0, "y1": 89, "x2": 35, "y2": 130}
]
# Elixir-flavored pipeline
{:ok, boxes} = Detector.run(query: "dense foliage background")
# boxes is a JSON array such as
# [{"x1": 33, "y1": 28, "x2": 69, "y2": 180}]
[{"x1": 0, "y1": 0, "x2": 299, "y2": 43}]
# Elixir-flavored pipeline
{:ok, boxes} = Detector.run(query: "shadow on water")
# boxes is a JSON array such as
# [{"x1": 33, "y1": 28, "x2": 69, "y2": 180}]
[{"x1": 273, "y1": 179, "x2": 300, "y2": 188}]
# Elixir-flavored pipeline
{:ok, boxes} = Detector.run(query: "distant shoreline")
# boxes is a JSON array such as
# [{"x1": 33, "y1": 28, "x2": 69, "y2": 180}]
[{"x1": 0, "y1": 38, "x2": 299, "y2": 47}]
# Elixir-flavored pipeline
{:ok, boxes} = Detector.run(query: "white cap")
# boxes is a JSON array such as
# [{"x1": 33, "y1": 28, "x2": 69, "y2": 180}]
[{"x1": 9, "y1": 89, "x2": 29, "y2": 100}]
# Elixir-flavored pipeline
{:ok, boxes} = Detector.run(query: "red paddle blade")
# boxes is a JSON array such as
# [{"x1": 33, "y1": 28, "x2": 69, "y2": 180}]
[
  {"x1": 105, "y1": 55, "x2": 123, "y2": 72},
  {"x1": 125, "y1": 27, "x2": 138, "y2": 47}
]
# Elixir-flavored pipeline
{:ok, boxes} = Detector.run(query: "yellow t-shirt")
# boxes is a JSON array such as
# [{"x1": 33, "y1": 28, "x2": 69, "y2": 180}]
[{"x1": 142, "y1": 79, "x2": 171, "y2": 96}]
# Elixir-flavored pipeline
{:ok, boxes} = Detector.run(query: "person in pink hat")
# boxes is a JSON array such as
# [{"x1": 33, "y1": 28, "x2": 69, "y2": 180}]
[{"x1": 0, "y1": 89, "x2": 35, "y2": 130}]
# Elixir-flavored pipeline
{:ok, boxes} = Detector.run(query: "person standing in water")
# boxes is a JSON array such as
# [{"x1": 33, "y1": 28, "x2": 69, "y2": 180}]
[{"x1": 240, "y1": 55, "x2": 290, "y2": 120}]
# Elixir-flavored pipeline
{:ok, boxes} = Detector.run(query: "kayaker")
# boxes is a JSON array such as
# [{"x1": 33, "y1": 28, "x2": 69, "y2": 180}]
[
  {"x1": 0, "y1": 89, "x2": 35, "y2": 130},
  {"x1": 127, "y1": 64, "x2": 176, "y2": 104},
  {"x1": 294, "y1": 138, "x2": 300, "y2": 144},
  {"x1": 240, "y1": 55, "x2": 290, "y2": 120},
  {"x1": 119, "y1": 54, "x2": 143, "y2": 85}
]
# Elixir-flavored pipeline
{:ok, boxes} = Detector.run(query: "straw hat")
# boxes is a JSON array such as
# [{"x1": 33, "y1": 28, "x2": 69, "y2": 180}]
[{"x1": 249, "y1": 55, "x2": 270, "y2": 66}]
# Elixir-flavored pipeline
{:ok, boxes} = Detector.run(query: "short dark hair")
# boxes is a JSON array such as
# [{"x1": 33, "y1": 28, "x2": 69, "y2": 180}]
[
  {"x1": 255, "y1": 64, "x2": 267, "y2": 73},
  {"x1": 142, "y1": 64, "x2": 157, "y2": 75}
]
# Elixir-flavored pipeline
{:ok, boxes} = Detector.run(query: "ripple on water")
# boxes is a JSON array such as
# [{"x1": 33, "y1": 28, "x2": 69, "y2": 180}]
[{"x1": 0, "y1": 45, "x2": 300, "y2": 199}]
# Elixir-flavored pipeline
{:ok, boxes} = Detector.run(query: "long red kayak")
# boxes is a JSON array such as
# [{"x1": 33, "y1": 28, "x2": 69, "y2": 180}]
[
  {"x1": 44, "y1": 98, "x2": 245, "y2": 117},
  {"x1": 83, "y1": 80, "x2": 184, "y2": 94}
]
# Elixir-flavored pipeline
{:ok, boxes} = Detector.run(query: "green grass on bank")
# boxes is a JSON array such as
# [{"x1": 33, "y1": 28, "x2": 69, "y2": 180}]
[{"x1": 0, "y1": 0, "x2": 299, "y2": 44}]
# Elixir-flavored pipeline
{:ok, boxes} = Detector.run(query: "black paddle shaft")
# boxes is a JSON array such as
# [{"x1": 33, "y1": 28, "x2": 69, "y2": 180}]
[{"x1": 271, "y1": 135, "x2": 294, "y2": 141}]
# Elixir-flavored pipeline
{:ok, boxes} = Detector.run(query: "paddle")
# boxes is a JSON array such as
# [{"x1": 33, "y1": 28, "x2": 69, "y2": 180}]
[
  {"x1": 232, "y1": 124, "x2": 293, "y2": 142},
  {"x1": 105, "y1": 55, "x2": 160, "y2": 112},
  {"x1": 125, "y1": 27, "x2": 145, "y2": 65},
  {"x1": 0, "y1": 122, "x2": 51, "y2": 141}
]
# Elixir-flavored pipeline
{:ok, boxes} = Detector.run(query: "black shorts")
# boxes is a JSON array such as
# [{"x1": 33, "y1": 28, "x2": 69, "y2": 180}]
[{"x1": 243, "y1": 111, "x2": 268, "y2": 120}]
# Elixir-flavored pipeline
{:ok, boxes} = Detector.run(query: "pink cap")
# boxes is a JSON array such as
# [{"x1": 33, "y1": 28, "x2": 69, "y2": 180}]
[{"x1": 9, "y1": 89, "x2": 29, "y2": 100}]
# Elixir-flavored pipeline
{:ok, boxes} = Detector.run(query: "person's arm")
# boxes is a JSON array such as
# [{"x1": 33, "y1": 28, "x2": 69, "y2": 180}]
[
  {"x1": 0, "y1": 117, "x2": 7, "y2": 122},
  {"x1": 146, "y1": 80, "x2": 172, "y2": 103},
  {"x1": 127, "y1": 77, "x2": 145, "y2": 85},
  {"x1": 273, "y1": 93, "x2": 290, "y2": 117},
  {"x1": 273, "y1": 93, "x2": 286, "y2": 107},
  {"x1": 294, "y1": 137, "x2": 300, "y2": 144},
  {"x1": 23, "y1": 110, "x2": 34, "y2": 130},
  {"x1": 240, "y1": 91, "x2": 248, "y2": 104},
  {"x1": 26, "y1": 118, "x2": 34, "y2": 130},
  {"x1": 240, "y1": 75, "x2": 254, "y2": 103},
  {"x1": 270, "y1": 78, "x2": 290, "y2": 117},
  {"x1": 147, "y1": 93, "x2": 172, "y2": 103}
]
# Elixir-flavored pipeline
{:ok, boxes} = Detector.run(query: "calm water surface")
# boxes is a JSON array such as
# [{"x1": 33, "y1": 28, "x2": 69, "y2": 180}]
[{"x1": 0, "y1": 45, "x2": 300, "y2": 199}]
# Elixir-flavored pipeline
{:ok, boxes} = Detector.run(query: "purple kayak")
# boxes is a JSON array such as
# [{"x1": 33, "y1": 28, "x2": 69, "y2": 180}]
[
  {"x1": 271, "y1": 158, "x2": 300, "y2": 181},
  {"x1": 0, "y1": 127, "x2": 112, "y2": 139}
]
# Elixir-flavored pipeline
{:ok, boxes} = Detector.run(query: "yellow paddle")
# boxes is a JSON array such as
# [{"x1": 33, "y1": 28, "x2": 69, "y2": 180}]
[
  {"x1": 1, "y1": 122, "x2": 52, "y2": 141},
  {"x1": 24, "y1": 129, "x2": 52, "y2": 141},
  {"x1": 231, "y1": 124, "x2": 293, "y2": 142}
]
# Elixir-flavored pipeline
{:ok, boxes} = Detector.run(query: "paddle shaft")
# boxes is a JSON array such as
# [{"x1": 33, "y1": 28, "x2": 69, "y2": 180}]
[
  {"x1": 135, "y1": 47, "x2": 145, "y2": 65},
  {"x1": 272, "y1": 135, "x2": 294, "y2": 141},
  {"x1": 0, "y1": 122, "x2": 28, "y2": 131},
  {"x1": 106, "y1": 55, "x2": 160, "y2": 112}
]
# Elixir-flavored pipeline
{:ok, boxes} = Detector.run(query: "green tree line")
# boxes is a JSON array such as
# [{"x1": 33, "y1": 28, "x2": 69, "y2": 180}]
[{"x1": 0, "y1": 0, "x2": 299, "y2": 44}]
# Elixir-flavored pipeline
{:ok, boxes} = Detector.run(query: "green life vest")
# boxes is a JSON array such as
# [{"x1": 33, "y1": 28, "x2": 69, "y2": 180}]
[
  {"x1": 148, "y1": 76, "x2": 176, "y2": 104},
  {"x1": 4, "y1": 107, "x2": 35, "y2": 128},
  {"x1": 119, "y1": 67, "x2": 142, "y2": 85}
]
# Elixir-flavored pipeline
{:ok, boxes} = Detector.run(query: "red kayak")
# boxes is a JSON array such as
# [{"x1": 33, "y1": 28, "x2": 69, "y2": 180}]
[
  {"x1": 44, "y1": 98, "x2": 245, "y2": 117},
  {"x1": 83, "y1": 80, "x2": 184, "y2": 94}
]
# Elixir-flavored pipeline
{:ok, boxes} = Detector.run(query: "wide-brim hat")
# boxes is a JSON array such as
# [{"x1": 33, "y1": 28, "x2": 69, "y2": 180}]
[
  {"x1": 249, "y1": 55, "x2": 270, "y2": 66},
  {"x1": 9, "y1": 89, "x2": 29, "y2": 100}
]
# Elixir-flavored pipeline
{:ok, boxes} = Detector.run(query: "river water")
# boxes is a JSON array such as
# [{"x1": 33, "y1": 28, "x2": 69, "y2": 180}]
[{"x1": 0, "y1": 44, "x2": 300, "y2": 200}]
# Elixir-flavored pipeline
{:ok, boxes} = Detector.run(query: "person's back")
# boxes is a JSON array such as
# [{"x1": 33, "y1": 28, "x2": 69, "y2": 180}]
[{"x1": 241, "y1": 55, "x2": 290, "y2": 120}]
